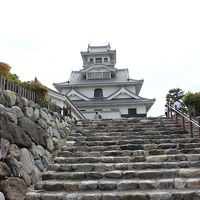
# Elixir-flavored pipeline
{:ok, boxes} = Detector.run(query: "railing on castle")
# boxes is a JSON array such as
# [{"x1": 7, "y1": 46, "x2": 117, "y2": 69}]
[
  {"x1": 0, "y1": 75, "x2": 72, "y2": 117},
  {"x1": 48, "y1": 103, "x2": 72, "y2": 117},
  {"x1": 167, "y1": 104, "x2": 200, "y2": 139}
]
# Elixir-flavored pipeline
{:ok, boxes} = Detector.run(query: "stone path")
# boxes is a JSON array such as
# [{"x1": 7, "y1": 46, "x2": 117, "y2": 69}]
[{"x1": 26, "y1": 118, "x2": 200, "y2": 200}]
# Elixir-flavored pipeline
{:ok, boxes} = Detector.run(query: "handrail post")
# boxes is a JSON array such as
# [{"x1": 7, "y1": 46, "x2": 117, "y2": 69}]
[
  {"x1": 170, "y1": 106, "x2": 173, "y2": 120},
  {"x1": 189, "y1": 116, "x2": 193, "y2": 138},
  {"x1": 182, "y1": 115, "x2": 185, "y2": 131},
  {"x1": 198, "y1": 120, "x2": 200, "y2": 140},
  {"x1": 175, "y1": 110, "x2": 178, "y2": 124}
]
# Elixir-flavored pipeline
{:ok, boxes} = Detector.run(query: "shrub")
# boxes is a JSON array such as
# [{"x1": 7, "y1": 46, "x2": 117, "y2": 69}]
[
  {"x1": 22, "y1": 81, "x2": 49, "y2": 107},
  {"x1": 0, "y1": 61, "x2": 49, "y2": 106},
  {"x1": 183, "y1": 92, "x2": 200, "y2": 116},
  {"x1": 0, "y1": 62, "x2": 11, "y2": 76}
]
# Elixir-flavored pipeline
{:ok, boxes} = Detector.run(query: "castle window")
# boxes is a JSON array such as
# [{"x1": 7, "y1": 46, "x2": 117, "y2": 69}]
[
  {"x1": 94, "y1": 88, "x2": 103, "y2": 98},
  {"x1": 103, "y1": 72, "x2": 111, "y2": 79},
  {"x1": 104, "y1": 57, "x2": 108, "y2": 63},
  {"x1": 87, "y1": 72, "x2": 94, "y2": 79},
  {"x1": 89, "y1": 58, "x2": 94, "y2": 64},
  {"x1": 96, "y1": 58, "x2": 102, "y2": 63},
  {"x1": 95, "y1": 72, "x2": 102, "y2": 79},
  {"x1": 87, "y1": 71, "x2": 111, "y2": 80}
]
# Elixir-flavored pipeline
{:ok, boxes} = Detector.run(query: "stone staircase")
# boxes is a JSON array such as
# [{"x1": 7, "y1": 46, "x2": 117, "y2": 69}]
[{"x1": 26, "y1": 117, "x2": 200, "y2": 200}]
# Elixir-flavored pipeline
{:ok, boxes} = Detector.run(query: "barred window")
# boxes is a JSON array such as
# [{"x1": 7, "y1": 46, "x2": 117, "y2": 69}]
[{"x1": 94, "y1": 88, "x2": 103, "y2": 98}]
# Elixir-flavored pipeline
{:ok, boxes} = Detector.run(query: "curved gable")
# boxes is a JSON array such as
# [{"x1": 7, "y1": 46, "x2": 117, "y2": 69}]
[
  {"x1": 67, "y1": 89, "x2": 89, "y2": 101},
  {"x1": 106, "y1": 88, "x2": 140, "y2": 100}
]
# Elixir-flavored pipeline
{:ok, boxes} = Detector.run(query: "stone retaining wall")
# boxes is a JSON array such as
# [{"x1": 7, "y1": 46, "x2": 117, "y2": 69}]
[{"x1": 0, "y1": 89, "x2": 75, "y2": 200}]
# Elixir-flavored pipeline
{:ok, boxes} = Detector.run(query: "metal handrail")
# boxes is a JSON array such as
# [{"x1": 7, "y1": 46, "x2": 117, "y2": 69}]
[{"x1": 167, "y1": 104, "x2": 200, "y2": 138}]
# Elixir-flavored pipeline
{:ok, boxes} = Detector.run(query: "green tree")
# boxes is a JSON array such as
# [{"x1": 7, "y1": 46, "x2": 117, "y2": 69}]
[
  {"x1": 183, "y1": 92, "x2": 200, "y2": 116},
  {"x1": 166, "y1": 88, "x2": 184, "y2": 104},
  {"x1": 0, "y1": 62, "x2": 11, "y2": 76}
]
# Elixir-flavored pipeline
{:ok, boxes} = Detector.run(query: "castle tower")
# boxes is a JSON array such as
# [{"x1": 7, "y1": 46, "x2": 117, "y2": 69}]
[{"x1": 53, "y1": 44, "x2": 155, "y2": 119}]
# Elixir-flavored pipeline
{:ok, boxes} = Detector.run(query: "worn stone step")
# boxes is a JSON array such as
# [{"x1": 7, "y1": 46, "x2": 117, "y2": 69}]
[
  {"x1": 81, "y1": 128, "x2": 187, "y2": 135},
  {"x1": 54, "y1": 154, "x2": 200, "y2": 164},
  {"x1": 61, "y1": 143, "x2": 200, "y2": 153},
  {"x1": 57, "y1": 147, "x2": 200, "y2": 158},
  {"x1": 42, "y1": 168, "x2": 200, "y2": 181},
  {"x1": 34, "y1": 177, "x2": 200, "y2": 192},
  {"x1": 104, "y1": 124, "x2": 181, "y2": 129},
  {"x1": 48, "y1": 161, "x2": 200, "y2": 172},
  {"x1": 26, "y1": 189, "x2": 200, "y2": 200},
  {"x1": 74, "y1": 139, "x2": 192, "y2": 148},
  {"x1": 26, "y1": 188, "x2": 200, "y2": 200},
  {"x1": 68, "y1": 133, "x2": 188, "y2": 140},
  {"x1": 61, "y1": 138, "x2": 199, "y2": 150},
  {"x1": 83, "y1": 132, "x2": 187, "y2": 141}
]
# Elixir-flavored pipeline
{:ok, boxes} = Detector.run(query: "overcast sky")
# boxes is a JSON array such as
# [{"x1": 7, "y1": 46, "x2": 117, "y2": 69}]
[{"x1": 0, "y1": 0, "x2": 199, "y2": 116}]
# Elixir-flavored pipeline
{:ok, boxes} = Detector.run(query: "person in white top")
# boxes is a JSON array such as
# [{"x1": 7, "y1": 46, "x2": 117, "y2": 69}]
[
  {"x1": 174, "y1": 100, "x2": 182, "y2": 110},
  {"x1": 94, "y1": 112, "x2": 102, "y2": 121},
  {"x1": 164, "y1": 104, "x2": 168, "y2": 117}
]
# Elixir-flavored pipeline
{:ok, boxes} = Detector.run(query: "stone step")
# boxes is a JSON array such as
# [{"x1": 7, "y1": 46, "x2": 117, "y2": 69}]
[
  {"x1": 57, "y1": 147, "x2": 200, "y2": 158},
  {"x1": 67, "y1": 134, "x2": 188, "y2": 141},
  {"x1": 26, "y1": 189, "x2": 200, "y2": 200},
  {"x1": 34, "y1": 177, "x2": 200, "y2": 192},
  {"x1": 54, "y1": 154, "x2": 200, "y2": 164},
  {"x1": 81, "y1": 128, "x2": 186, "y2": 135},
  {"x1": 42, "y1": 168, "x2": 200, "y2": 181},
  {"x1": 81, "y1": 129, "x2": 184, "y2": 135},
  {"x1": 80, "y1": 120, "x2": 180, "y2": 126},
  {"x1": 67, "y1": 135, "x2": 194, "y2": 143},
  {"x1": 70, "y1": 139, "x2": 194, "y2": 148},
  {"x1": 61, "y1": 138, "x2": 199, "y2": 149},
  {"x1": 48, "y1": 161, "x2": 200, "y2": 172}
]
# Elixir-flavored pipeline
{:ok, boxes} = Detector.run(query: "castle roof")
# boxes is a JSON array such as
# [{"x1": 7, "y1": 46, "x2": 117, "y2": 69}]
[{"x1": 53, "y1": 68, "x2": 143, "y2": 94}]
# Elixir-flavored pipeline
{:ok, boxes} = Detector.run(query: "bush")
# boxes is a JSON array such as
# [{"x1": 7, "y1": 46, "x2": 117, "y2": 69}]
[
  {"x1": 183, "y1": 92, "x2": 200, "y2": 116},
  {"x1": 0, "y1": 62, "x2": 11, "y2": 76},
  {"x1": 0, "y1": 61, "x2": 49, "y2": 106},
  {"x1": 22, "y1": 81, "x2": 49, "y2": 107}
]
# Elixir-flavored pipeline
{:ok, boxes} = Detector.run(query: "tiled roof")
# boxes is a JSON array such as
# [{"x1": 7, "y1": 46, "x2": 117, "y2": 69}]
[{"x1": 54, "y1": 69, "x2": 143, "y2": 87}]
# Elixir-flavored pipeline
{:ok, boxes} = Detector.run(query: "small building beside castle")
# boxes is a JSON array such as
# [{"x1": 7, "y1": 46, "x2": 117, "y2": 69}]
[{"x1": 53, "y1": 44, "x2": 155, "y2": 119}]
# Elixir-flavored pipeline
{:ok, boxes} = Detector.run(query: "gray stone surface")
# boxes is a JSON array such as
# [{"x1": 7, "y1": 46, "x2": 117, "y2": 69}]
[
  {"x1": 0, "y1": 161, "x2": 11, "y2": 179},
  {"x1": 0, "y1": 90, "x2": 6, "y2": 106},
  {"x1": 8, "y1": 144, "x2": 20, "y2": 160},
  {"x1": 47, "y1": 137, "x2": 54, "y2": 152},
  {"x1": 31, "y1": 108, "x2": 40, "y2": 121},
  {"x1": 118, "y1": 180, "x2": 138, "y2": 190},
  {"x1": 0, "y1": 138, "x2": 10, "y2": 159},
  {"x1": 19, "y1": 116, "x2": 47, "y2": 147},
  {"x1": 5, "y1": 155, "x2": 21, "y2": 177},
  {"x1": 20, "y1": 148, "x2": 41, "y2": 184},
  {"x1": 0, "y1": 114, "x2": 32, "y2": 148},
  {"x1": 40, "y1": 109, "x2": 51, "y2": 125},
  {"x1": 24, "y1": 106, "x2": 34, "y2": 118},
  {"x1": 147, "y1": 192, "x2": 172, "y2": 200},
  {"x1": 98, "y1": 181, "x2": 117, "y2": 190},
  {"x1": 3, "y1": 111, "x2": 17, "y2": 124},
  {"x1": 79, "y1": 181, "x2": 97, "y2": 190},
  {"x1": 20, "y1": 148, "x2": 35, "y2": 175},
  {"x1": 0, "y1": 177, "x2": 27, "y2": 200},
  {"x1": 34, "y1": 159, "x2": 45, "y2": 172},
  {"x1": 10, "y1": 106, "x2": 24, "y2": 119},
  {"x1": 2, "y1": 90, "x2": 16, "y2": 106}
]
